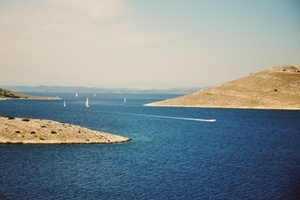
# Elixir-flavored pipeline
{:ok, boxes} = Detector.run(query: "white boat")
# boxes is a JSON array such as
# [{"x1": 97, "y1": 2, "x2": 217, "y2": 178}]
[
  {"x1": 86, "y1": 98, "x2": 89, "y2": 107},
  {"x1": 63, "y1": 100, "x2": 66, "y2": 107},
  {"x1": 94, "y1": 94, "x2": 96, "y2": 97},
  {"x1": 124, "y1": 97, "x2": 126, "y2": 103},
  {"x1": 76, "y1": 92, "x2": 78, "y2": 97}
]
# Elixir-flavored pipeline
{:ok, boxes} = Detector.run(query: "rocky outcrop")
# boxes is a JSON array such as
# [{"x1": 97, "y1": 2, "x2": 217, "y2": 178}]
[
  {"x1": 145, "y1": 65, "x2": 300, "y2": 110},
  {"x1": 269, "y1": 65, "x2": 300, "y2": 73}
]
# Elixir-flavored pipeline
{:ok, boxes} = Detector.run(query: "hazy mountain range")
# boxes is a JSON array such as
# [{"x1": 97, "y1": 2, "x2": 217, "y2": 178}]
[{"x1": 0, "y1": 85, "x2": 203, "y2": 94}]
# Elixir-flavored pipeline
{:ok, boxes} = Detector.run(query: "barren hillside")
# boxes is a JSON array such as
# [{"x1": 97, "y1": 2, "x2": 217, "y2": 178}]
[{"x1": 145, "y1": 65, "x2": 300, "y2": 110}]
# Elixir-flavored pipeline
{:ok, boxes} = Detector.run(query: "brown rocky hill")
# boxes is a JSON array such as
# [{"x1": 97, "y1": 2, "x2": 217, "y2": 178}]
[{"x1": 145, "y1": 65, "x2": 300, "y2": 110}]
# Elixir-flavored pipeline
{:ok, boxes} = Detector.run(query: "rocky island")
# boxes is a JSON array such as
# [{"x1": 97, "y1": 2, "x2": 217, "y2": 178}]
[
  {"x1": 0, "y1": 116, "x2": 130, "y2": 144},
  {"x1": 145, "y1": 65, "x2": 300, "y2": 110}
]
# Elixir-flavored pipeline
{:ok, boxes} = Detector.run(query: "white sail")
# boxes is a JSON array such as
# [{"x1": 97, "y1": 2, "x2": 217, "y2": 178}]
[
  {"x1": 86, "y1": 98, "x2": 89, "y2": 107},
  {"x1": 124, "y1": 97, "x2": 126, "y2": 103},
  {"x1": 63, "y1": 100, "x2": 66, "y2": 107},
  {"x1": 76, "y1": 92, "x2": 78, "y2": 97}
]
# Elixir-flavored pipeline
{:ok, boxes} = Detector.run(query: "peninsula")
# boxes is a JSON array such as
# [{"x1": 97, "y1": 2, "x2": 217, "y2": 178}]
[
  {"x1": 145, "y1": 65, "x2": 300, "y2": 110},
  {"x1": 0, "y1": 116, "x2": 130, "y2": 144},
  {"x1": 0, "y1": 87, "x2": 57, "y2": 100}
]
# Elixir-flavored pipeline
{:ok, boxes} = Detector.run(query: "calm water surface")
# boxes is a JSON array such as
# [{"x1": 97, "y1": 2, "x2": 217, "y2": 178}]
[{"x1": 0, "y1": 93, "x2": 300, "y2": 199}]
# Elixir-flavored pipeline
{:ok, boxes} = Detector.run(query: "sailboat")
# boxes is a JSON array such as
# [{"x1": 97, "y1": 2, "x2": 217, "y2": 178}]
[
  {"x1": 86, "y1": 98, "x2": 89, "y2": 107},
  {"x1": 123, "y1": 97, "x2": 126, "y2": 103},
  {"x1": 76, "y1": 92, "x2": 78, "y2": 97},
  {"x1": 63, "y1": 100, "x2": 66, "y2": 107},
  {"x1": 94, "y1": 94, "x2": 96, "y2": 97}
]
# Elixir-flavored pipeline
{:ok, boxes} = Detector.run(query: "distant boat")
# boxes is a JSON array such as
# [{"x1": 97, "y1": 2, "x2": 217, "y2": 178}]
[
  {"x1": 63, "y1": 100, "x2": 66, "y2": 107},
  {"x1": 76, "y1": 92, "x2": 78, "y2": 97},
  {"x1": 123, "y1": 97, "x2": 126, "y2": 103},
  {"x1": 94, "y1": 94, "x2": 96, "y2": 97},
  {"x1": 86, "y1": 98, "x2": 89, "y2": 107}
]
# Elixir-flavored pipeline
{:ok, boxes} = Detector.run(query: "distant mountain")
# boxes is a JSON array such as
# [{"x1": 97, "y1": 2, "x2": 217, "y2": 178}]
[
  {"x1": 0, "y1": 85, "x2": 203, "y2": 94},
  {"x1": 145, "y1": 65, "x2": 300, "y2": 110}
]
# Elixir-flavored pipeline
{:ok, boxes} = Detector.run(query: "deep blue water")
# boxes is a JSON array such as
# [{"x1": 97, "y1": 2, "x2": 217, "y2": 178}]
[{"x1": 1, "y1": 93, "x2": 300, "y2": 199}]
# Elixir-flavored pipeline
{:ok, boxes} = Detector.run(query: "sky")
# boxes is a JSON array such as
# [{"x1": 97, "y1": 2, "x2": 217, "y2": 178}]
[{"x1": 0, "y1": 0, "x2": 299, "y2": 89}]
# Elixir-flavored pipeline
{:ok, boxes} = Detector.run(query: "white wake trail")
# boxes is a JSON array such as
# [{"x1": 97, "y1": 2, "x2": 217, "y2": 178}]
[
  {"x1": 131, "y1": 113, "x2": 216, "y2": 122},
  {"x1": 97, "y1": 110, "x2": 216, "y2": 122}
]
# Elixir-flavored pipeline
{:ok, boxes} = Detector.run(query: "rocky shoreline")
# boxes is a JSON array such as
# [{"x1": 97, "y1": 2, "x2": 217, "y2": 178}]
[{"x1": 0, "y1": 116, "x2": 131, "y2": 144}]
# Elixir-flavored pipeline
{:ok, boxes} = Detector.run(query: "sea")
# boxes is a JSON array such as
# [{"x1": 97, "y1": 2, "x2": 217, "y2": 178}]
[{"x1": 0, "y1": 92, "x2": 300, "y2": 200}]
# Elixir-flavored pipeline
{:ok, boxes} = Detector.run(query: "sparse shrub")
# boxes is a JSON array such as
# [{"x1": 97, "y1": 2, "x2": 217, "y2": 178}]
[
  {"x1": 51, "y1": 131, "x2": 57, "y2": 134},
  {"x1": 8, "y1": 116, "x2": 15, "y2": 120},
  {"x1": 22, "y1": 118, "x2": 30, "y2": 122},
  {"x1": 31, "y1": 131, "x2": 35, "y2": 134},
  {"x1": 41, "y1": 125, "x2": 46, "y2": 128},
  {"x1": 15, "y1": 131, "x2": 20, "y2": 134},
  {"x1": 40, "y1": 138, "x2": 45, "y2": 140}
]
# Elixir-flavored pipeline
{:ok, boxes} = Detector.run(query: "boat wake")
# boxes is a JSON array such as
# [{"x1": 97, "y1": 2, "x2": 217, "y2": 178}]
[
  {"x1": 130, "y1": 113, "x2": 216, "y2": 122},
  {"x1": 93, "y1": 110, "x2": 216, "y2": 122}
]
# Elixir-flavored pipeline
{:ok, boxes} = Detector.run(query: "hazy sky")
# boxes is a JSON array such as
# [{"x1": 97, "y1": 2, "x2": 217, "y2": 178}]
[{"x1": 0, "y1": 0, "x2": 299, "y2": 89}]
